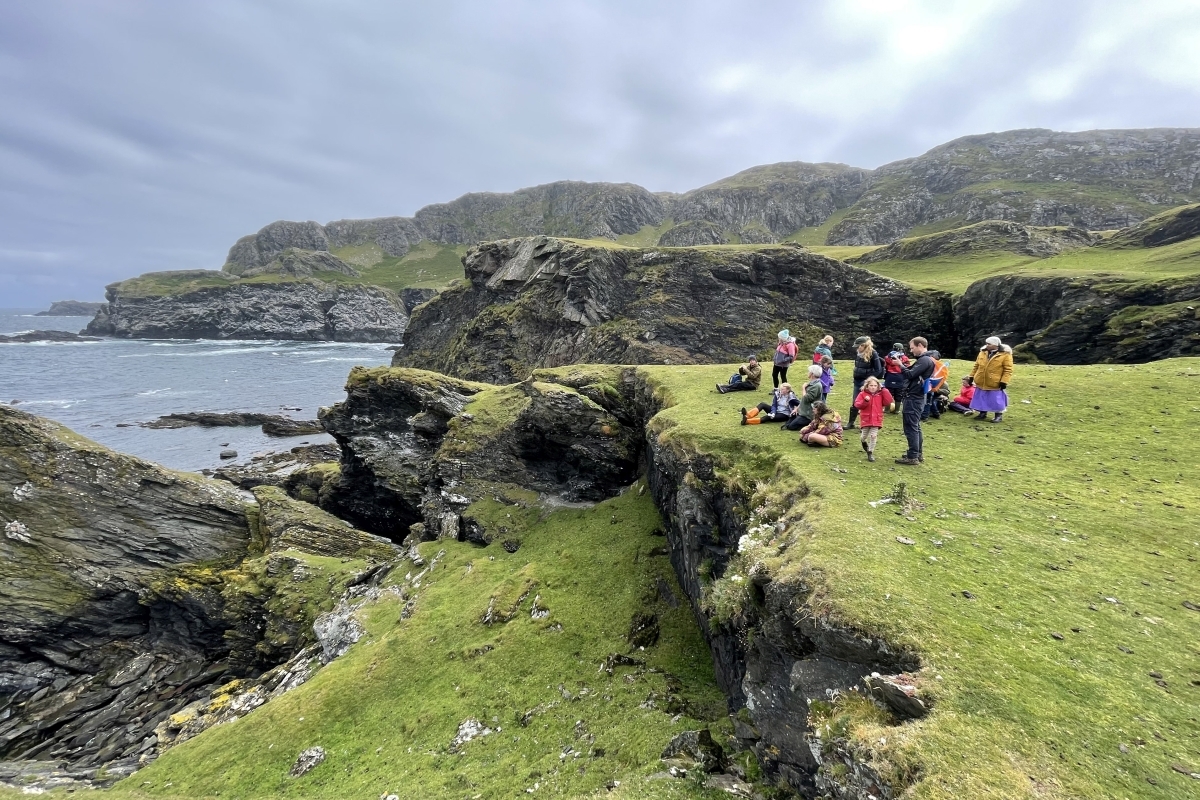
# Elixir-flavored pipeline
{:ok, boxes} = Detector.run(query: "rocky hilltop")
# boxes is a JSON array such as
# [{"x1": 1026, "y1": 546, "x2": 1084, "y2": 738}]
[
  {"x1": 852, "y1": 220, "x2": 1097, "y2": 265},
  {"x1": 0, "y1": 405, "x2": 399, "y2": 788},
  {"x1": 35, "y1": 301, "x2": 104, "y2": 317},
  {"x1": 85, "y1": 271, "x2": 408, "y2": 342},
  {"x1": 392, "y1": 237, "x2": 954, "y2": 383},
  {"x1": 217, "y1": 128, "x2": 1199, "y2": 263}
]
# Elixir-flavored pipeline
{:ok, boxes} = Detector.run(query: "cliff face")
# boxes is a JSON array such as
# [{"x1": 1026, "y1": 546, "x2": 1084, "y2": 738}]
[
  {"x1": 86, "y1": 279, "x2": 408, "y2": 342},
  {"x1": 955, "y1": 274, "x2": 1200, "y2": 362},
  {"x1": 393, "y1": 237, "x2": 955, "y2": 383},
  {"x1": 852, "y1": 220, "x2": 1097, "y2": 265},
  {"x1": 828, "y1": 128, "x2": 1200, "y2": 245},
  {"x1": 0, "y1": 406, "x2": 398, "y2": 787}
]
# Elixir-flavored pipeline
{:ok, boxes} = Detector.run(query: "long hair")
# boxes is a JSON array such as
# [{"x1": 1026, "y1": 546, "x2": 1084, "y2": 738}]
[{"x1": 857, "y1": 337, "x2": 875, "y2": 361}]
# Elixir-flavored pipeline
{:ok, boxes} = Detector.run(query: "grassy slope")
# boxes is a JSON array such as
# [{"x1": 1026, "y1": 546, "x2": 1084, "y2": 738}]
[
  {"x1": 857, "y1": 235, "x2": 1200, "y2": 294},
  {"x1": 643, "y1": 359, "x2": 1200, "y2": 799},
  {"x1": 86, "y1": 488, "x2": 730, "y2": 800},
  {"x1": 784, "y1": 207, "x2": 853, "y2": 246}
]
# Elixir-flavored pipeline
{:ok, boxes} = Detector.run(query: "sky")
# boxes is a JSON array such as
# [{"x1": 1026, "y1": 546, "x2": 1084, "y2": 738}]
[{"x1": 2, "y1": 0, "x2": 1199, "y2": 307}]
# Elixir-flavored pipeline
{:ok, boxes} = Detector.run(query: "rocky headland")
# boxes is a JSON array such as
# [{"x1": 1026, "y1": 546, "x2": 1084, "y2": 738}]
[
  {"x1": 35, "y1": 301, "x2": 105, "y2": 317},
  {"x1": 392, "y1": 237, "x2": 954, "y2": 383}
]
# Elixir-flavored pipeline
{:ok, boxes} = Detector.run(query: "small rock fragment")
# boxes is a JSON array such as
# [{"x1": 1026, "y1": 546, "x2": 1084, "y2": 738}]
[
  {"x1": 1050, "y1": 632, "x2": 1064, "y2": 640},
  {"x1": 289, "y1": 746, "x2": 326, "y2": 777},
  {"x1": 896, "y1": 536, "x2": 916, "y2": 545}
]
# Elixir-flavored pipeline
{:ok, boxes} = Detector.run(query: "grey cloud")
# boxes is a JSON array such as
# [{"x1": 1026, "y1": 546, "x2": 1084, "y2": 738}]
[{"x1": 1, "y1": 0, "x2": 1198, "y2": 305}]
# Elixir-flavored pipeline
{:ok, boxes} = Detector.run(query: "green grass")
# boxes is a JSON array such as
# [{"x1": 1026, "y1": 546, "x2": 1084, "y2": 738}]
[
  {"x1": 92, "y1": 487, "x2": 731, "y2": 800},
  {"x1": 638, "y1": 359, "x2": 1200, "y2": 800},
  {"x1": 349, "y1": 241, "x2": 468, "y2": 291},
  {"x1": 856, "y1": 235, "x2": 1200, "y2": 294},
  {"x1": 612, "y1": 219, "x2": 678, "y2": 247},
  {"x1": 808, "y1": 244, "x2": 883, "y2": 261}
]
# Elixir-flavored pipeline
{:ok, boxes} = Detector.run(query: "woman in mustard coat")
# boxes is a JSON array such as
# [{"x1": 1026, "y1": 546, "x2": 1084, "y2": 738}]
[{"x1": 967, "y1": 335, "x2": 1014, "y2": 423}]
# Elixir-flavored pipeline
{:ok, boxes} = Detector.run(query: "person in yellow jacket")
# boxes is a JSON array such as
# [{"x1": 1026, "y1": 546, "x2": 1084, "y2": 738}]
[{"x1": 966, "y1": 335, "x2": 1014, "y2": 423}]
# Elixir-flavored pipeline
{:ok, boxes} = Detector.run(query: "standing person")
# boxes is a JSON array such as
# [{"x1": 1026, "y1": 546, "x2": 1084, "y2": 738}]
[
  {"x1": 852, "y1": 376, "x2": 893, "y2": 462},
  {"x1": 882, "y1": 342, "x2": 910, "y2": 412},
  {"x1": 717, "y1": 355, "x2": 762, "y2": 393},
  {"x1": 967, "y1": 336, "x2": 1014, "y2": 422},
  {"x1": 813, "y1": 335, "x2": 834, "y2": 364},
  {"x1": 772, "y1": 330, "x2": 797, "y2": 388},
  {"x1": 846, "y1": 336, "x2": 884, "y2": 429},
  {"x1": 786, "y1": 364, "x2": 825, "y2": 431},
  {"x1": 742, "y1": 383, "x2": 797, "y2": 424},
  {"x1": 819, "y1": 356, "x2": 836, "y2": 402},
  {"x1": 895, "y1": 337, "x2": 937, "y2": 465}
]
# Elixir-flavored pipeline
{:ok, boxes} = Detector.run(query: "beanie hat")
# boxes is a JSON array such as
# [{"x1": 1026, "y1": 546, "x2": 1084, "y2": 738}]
[
  {"x1": 985, "y1": 336, "x2": 1002, "y2": 346},
  {"x1": 778, "y1": 329, "x2": 790, "y2": 340},
  {"x1": 854, "y1": 336, "x2": 870, "y2": 346}
]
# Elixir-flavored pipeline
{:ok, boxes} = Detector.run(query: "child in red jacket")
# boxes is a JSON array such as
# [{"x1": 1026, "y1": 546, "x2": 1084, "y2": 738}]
[
  {"x1": 852, "y1": 376, "x2": 894, "y2": 462},
  {"x1": 948, "y1": 376, "x2": 976, "y2": 414}
]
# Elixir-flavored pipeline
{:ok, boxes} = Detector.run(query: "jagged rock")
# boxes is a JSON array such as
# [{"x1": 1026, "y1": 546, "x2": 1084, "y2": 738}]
[
  {"x1": 1096, "y1": 202, "x2": 1200, "y2": 248},
  {"x1": 35, "y1": 301, "x2": 106, "y2": 317},
  {"x1": 213, "y1": 444, "x2": 339, "y2": 490},
  {"x1": 862, "y1": 673, "x2": 928, "y2": 719},
  {"x1": 448, "y1": 719, "x2": 492, "y2": 753},
  {"x1": 288, "y1": 746, "x2": 326, "y2": 777},
  {"x1": 658, "y1": 220, "x2": 728, "y2": 246},
  {"x1": 661, "y1": 729, "x2": 725, "y2": 773},
  {"x1": 85, "y1": 279, "x2": 407, "y2": 342},
  {"x1": 239, "y1": 248, "x2": 359, "y2": 279},
  {"x1": 260, "y1": 418, "x2": 324, "y2": 437},
  {"x1": 396, "y1": 236, "x2": 955, "y2": 383},
  {"x1": 312, "y1": 601, "x2": 366, "y2": 663},
  {"x1": 253, "y1": 485, "x2": 399, "y2": 561},
  {"x1": 145, "y1": 411, "x2": 306, "y2": 430},
  {"x1": 400, "y1": 287, "x2": 438, "y2": 313}
]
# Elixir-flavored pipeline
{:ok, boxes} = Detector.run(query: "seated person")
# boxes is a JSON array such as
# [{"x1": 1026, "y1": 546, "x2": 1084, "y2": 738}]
[
  {"x1": 948, "y1": 376, "x2": 976, "y2": 414},
  {"x1": 742, "y1": 383, "x2": 798, "y2": 424},
  {"x1": 785, "y1": 364, "x2": 825, "y2": 430},
  {"x1": 798, "y1": 401, "x2": 844, "y2": 447},
  {"x1": 717, "y1": 355, "x2": 762, "y2": 393}
]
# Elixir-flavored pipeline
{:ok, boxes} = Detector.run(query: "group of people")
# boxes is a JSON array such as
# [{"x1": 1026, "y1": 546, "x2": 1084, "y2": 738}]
[{"x1": 718, "y1": 330, "x2": 1015, "y2": 465}]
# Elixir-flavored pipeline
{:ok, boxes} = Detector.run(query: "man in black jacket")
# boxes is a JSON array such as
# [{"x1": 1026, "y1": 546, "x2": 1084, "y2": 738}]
[{"x1": 896, "y1": 337, "x2": 936, "y2": 465}]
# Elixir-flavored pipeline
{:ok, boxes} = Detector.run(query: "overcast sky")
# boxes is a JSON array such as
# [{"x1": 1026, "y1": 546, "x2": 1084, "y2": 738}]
[{"x1": 2, "y1": 0, "x2": 1199, "y2": 306}]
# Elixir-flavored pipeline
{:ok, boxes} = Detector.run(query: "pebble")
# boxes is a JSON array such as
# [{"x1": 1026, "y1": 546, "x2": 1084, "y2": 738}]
[{"x1": 1049, "y1": 631, "x2": 1064, "y2": 641}]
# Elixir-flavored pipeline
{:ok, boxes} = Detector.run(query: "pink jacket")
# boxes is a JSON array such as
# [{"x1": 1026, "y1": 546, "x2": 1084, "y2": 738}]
[{"x1": 853, "y1": 388, "x2": 893, "y2": 428}]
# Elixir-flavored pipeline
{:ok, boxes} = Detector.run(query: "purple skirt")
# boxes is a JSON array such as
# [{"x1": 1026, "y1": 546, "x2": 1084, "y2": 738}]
[{"x1": 970, "y1": 389, "x2": 1008, "y2": 412}]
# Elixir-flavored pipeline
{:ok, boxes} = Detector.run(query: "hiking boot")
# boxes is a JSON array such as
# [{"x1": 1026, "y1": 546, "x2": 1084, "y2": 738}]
[
  {"x1": 895, "y1": 456, "x2": 921, "y2": 466},
  {"x1": 917, "y1": 454, "x2": 925, "y2": 463},
  {"x1": 740, "y1": 408, "x2": 748, "y2": 425},
  {"x1": 861, "y1": 440, "x2": 869, "y2": 452},
  {"x1": 991, "y1": 413, "x2": 1004, "y2": 423},
  {"x1": 716, "y1": 383, "x2": 726, "y2": 394},
  {"x1": 867, "y1": 452, "x2": 876, "y2": 462},
  {"x1": 974, "y1": 412, "x2": 987, "y2": 420}
]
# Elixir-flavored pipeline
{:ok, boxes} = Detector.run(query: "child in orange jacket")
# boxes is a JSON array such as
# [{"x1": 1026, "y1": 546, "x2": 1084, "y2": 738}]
[{"x1": 852, "y1": 376, "x2": 894, "y2": 462}]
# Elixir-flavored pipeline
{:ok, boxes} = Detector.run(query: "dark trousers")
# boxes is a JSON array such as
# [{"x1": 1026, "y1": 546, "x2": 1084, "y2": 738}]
[
  {"x1": 784, "y1": 415, "x2": 811, "y2": 431},
  {"x1": 772, "y1": 365, "x2": 788, "y2": 387},
  {"x1": 848, "y1": 379, "x2": 864, "y2": 424},
  {"x1": 921, "y1": 391, "x2": 942, "y2": 420},
  {"x1": 902, "y1": 392, "x2": 925, "y2": 458},
  {"x1": 726, "y1": 380, "x2": 758, "y2": 392}
]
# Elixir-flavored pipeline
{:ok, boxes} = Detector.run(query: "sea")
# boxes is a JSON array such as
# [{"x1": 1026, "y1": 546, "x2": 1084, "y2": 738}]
[{"x1": 0, "y1": 309, "x2": 395, "y2": 472}]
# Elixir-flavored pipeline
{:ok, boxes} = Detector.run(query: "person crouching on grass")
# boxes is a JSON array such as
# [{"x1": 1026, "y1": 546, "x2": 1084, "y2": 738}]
[
  {"x1": 852, "y1": 375, "x2": 893, "y2": 462},
  {"x1": 798, "y1": 401, "x2": 844, "y2": 447}
]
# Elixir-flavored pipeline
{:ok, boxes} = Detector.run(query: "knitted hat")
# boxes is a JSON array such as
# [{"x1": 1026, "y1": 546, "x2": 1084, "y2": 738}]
[
  {"x1": 854, "y1": 336, "x2": 870, "y2": 346},
  {"x1": 778, "y1": 329, "x2": 790, "y2": 340},
  {"x1": 748, "y1": 354, "x2": 758, "y2": 361},
  {"x1": 985, "y1": 336, "x2": 1002, "y2": 346}
]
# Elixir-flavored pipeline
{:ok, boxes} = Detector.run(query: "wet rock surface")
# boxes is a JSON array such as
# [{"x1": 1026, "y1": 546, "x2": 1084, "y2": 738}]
[
  {"x1": 35, "y1": 300, "x2": 106, "y2": 317},
  {"x1": 395, "y1": 236, "x2": 955, "y2": 382},
  {"x1": 0, "y1": 330, "x2": 101, "y2": 344}
]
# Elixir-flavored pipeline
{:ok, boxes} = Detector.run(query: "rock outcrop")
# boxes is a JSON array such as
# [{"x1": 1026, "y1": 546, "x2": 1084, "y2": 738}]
[
  {"x1": 658, "y1": 220, "x2": 729, "y2": 246},
  {"x1": 828, "y1": 128, "x2": 1200, "y2": 244},
  {"x1": 0, "y1": 406, "x2": 398, "y2": 788},
  {"x1": 954, "y1": 274, "x2": 1200, "y2": 363},
  {"x1": 86, "y1": 279, "x2": 407, "y2": 342},
  {"x1": 852, "y1": 220, "x2": 1098, "y2": 265},
  {"x1": 1102, "y1": 202, "x2": 1200, "y2": 249},
  {"x1": 393, "y1": 236, "x2": 955, "y2": 383},
  {"x1": 0, "y1": 331, "x2": 100, "y2": 344},
  {"x1": 35, "y1": 301, "x2": 105, "y2": 317}
]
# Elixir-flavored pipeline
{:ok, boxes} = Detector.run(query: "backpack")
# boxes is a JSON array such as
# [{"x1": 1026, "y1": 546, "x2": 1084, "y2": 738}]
[{"x1": 923, "y1": 358, "x2": 950, "y2": 394}]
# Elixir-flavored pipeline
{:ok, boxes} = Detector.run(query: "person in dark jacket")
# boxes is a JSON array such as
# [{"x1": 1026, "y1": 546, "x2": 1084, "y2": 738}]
[
  {"x1": 846, "y1": 336, "x2": 884, "y2": 429},
  {"x1": 717, "y1": 356, "x2": 762, "y2": 393},
  {"x1": 895, "y1": 337, "x2": 937, "y2": 465}
]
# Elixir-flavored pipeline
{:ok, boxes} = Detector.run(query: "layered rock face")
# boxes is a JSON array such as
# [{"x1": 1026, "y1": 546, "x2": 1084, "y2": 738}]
[
  {"x1": 955, "y1": 274, "x2": 1200, "y2": 362},
  {"x1": 35, "y1": 301, "x2": 104, "y2": 317},
  {"x1": 828, "y1": 128, "x2": 1200, "y2": 244},
  {"x1": 86, "y1": 280, "x2": 408, "y2": 341},
  {"x1": 0, "y1": 405, "x2": 398, "y2": 786},
  {"x1": 852, "y1": 220, "x2": 1098, "y2": 265},
  {"x1": 393, "y1": 237, "x2": 955, "y2": 383}
]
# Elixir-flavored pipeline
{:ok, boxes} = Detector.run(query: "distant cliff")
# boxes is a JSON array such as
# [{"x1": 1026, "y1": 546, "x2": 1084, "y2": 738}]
[{"x1": 35, "y1": 300, "x2": 105, "y2": 316}]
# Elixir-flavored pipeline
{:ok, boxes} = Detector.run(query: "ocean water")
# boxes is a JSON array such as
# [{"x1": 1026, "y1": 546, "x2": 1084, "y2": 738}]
[{"x1": 0, "y1": 309, "x2": 394, "y2": 471}]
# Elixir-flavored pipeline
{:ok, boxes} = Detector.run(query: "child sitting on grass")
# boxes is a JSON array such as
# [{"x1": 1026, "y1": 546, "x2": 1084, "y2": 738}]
[
  {"x1": 798, "y1": 401, "x2": 844, "y2": 447},
  {"x1": 948, "y1": 376, "x2": 976, "y2": 414},
  {"x1": 742, "y1": 383, "x2": 797, "y2": 424},
  {"x1": 851, "y1": 375, "x2": 894, "y2": 462}
]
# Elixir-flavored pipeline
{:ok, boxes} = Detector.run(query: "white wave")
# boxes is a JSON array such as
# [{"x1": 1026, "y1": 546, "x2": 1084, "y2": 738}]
[
  {"x1": 19, "y1": 399, "x2": 87, "y2": 408},
  {"x1": 137, "y1": 388, "x2": 172, "y2": 396},
  {"x1": 304, "y1": 357, "x2": 381, "y2": 363}
]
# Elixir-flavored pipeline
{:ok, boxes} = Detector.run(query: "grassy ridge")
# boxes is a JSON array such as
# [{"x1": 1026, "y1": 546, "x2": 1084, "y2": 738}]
[{"x1": 643, "y1": 359, "x2": 1200, "y2": 799}]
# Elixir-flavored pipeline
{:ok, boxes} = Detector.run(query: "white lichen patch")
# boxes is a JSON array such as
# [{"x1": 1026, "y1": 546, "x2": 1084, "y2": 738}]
[
  {"x1": 5, "y1": 520, "x2": 31, "y2": 543},
  {"x1": 12, "y1": 482, "x2": 33, "y2": 501}
]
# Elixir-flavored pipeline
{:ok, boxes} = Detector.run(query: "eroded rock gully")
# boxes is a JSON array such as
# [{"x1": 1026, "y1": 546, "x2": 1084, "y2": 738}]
[{"x1": 319, "y1": 366, "x2": 923, "y2": 796}]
